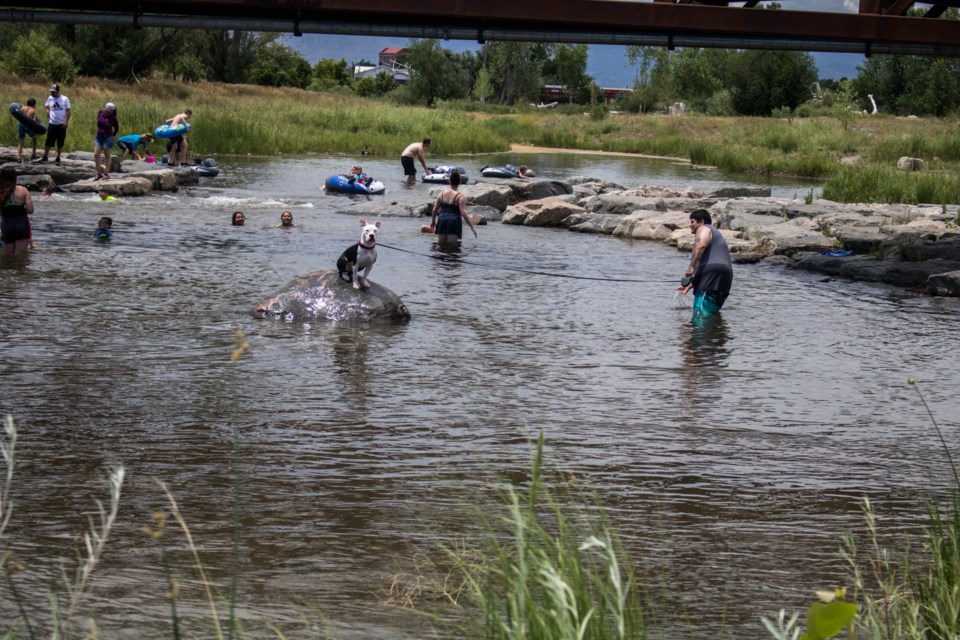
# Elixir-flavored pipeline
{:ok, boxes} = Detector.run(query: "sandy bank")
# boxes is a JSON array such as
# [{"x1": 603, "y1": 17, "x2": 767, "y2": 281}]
[{"x1": 509, "y1": 144, "x2": 690, "y2": 163}]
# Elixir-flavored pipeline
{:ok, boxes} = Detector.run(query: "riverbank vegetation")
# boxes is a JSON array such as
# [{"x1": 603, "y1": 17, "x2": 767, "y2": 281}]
[
  {"x1": 5, "y1": 71, "x2": 960, "y2": 205},
  {"x1": 3, "y1": 379, "x2": 960, "y2": 639}
]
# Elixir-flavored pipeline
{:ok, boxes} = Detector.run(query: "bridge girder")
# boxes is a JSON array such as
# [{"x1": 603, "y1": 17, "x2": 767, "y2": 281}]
[{"x1": 2, "y1": 1, "x2": 960, "y2": 57}]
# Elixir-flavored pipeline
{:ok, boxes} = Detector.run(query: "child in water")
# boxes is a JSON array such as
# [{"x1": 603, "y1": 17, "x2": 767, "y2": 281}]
[{"x1": 95, "y1": 216, "x2": 113, "y2": 240}]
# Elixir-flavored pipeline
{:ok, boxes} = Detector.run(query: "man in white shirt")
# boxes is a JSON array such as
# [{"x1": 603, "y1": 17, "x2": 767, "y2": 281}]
[{"x1": 40, "y1": 83, "x2": 71, "y2": 166}]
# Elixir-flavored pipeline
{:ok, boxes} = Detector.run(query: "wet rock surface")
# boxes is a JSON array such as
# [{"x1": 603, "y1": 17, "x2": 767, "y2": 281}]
[{"x1": 252, "y1": 269, "x2": 411, "y2": 323}]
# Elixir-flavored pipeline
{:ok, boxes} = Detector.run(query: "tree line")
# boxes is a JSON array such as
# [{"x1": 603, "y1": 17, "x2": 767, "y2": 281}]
[{"x1": 2, "y1": 10, "x2": 960, "y2": 118}]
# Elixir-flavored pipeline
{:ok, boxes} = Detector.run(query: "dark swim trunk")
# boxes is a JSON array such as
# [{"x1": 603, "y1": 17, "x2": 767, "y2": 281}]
[
  {"x1": 166, "y1": 135, "x2": 184, "y2": 152},
  {"x1": 401, "y1": 155, "x2": 416, "y2": 176},
  {"x1": 1, "y1": 215, "x2": 32, "y2": 243},
  {"x1": 46, "y1": 123, "x2": 67, "y2": 149}
]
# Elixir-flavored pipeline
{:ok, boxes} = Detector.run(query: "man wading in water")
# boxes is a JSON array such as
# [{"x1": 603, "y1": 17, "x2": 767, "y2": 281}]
[{"x1": 680, "y1": 209, "x2": 733, "y2": 317}]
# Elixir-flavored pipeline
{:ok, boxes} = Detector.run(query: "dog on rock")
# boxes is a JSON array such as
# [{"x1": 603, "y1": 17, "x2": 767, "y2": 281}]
[{"x1": 337, "y1": 218, "x2": 381, "y2": 289}]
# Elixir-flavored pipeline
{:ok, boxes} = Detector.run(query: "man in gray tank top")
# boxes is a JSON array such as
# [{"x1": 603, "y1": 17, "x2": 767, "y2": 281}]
[{"x1": 682, "y1": 209, "x2": 733, "y2": 316}]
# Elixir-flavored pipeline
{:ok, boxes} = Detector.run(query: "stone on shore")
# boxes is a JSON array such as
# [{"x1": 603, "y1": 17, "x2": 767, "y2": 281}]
[
  {"x1": 502, "y1": 198, "x2": 585, "y2": 226},
  {"x1": 63, "y1": 176, "x2": 154, "y2": 196},
  {"x1": 0, "y1": 146, "x2": 194, "y2": 193},
  {"x1": 927, "y1": 271, "x2": 960, "y2": 297},
  {"x1": 252, "y1": 269, "x2": 410, "y2": 323}
]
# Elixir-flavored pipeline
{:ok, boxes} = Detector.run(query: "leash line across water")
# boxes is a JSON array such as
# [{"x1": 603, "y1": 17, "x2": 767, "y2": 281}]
[{"x1": 377, "y1": 243, "x2": 676, "y2": 284}]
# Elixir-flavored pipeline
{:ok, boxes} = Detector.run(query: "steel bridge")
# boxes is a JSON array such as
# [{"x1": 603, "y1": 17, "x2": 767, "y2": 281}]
[{"x1": 3, "y1": 1, "x2": 960, "y2": 57}]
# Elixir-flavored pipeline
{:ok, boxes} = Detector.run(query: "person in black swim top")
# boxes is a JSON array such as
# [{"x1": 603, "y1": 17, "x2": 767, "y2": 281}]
[
  {"x1": 429, "y1": 170, "x2": 477, "y2": 244},
  {"x1": 0, "y1": 168, "x2": 36, "y2": 254},
  {"x1": 680, "y1": 209, "x2": 733, "y2": 316}
]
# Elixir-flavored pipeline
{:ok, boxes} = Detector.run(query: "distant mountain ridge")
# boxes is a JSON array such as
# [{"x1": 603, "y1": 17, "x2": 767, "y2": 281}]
[{"x1": 286, "y1": 34, "x2": 863, "y2": 89}]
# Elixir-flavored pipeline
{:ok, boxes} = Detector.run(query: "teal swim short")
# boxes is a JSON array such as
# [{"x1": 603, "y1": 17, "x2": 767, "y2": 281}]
[{"x1": 693, "y1": 291, "x2": 729, "y2": 316}]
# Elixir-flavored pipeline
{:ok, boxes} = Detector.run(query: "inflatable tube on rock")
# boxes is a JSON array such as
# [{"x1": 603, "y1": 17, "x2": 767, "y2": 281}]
[
  {"x1": 154, "y1": 122, "x2": 191, "y2": 139},
  {"x1": 421, "y1": 165, "x2": 469, "y2": 184},
  {"x1": 324, "y1": 174, "x2": 386, "y2": 195},
  {"x1": 8, "y1": 102, "x2": 46, "y2": 136}
]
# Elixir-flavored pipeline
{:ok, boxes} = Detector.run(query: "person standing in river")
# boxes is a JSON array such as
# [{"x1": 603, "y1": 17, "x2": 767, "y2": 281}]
[
  {"x1": 40, "y1": 83, "x2": 70, "y2": 166},
  {"x1": 680, "y1": 209, "x2": 733, "y2": 317},
  {"x1": 1, "y1": 168, "x2": 36, "y2": 254},
  {"x1": 401, "y1": 138, "x2": 430, "y2": 186},
  {"x1": 429, "y1": 170, "x2": 477, "y2": 245}
]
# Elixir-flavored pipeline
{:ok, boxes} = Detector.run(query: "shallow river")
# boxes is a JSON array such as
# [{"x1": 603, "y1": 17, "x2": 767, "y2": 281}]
[{"x1": 1, "y1": 153, "x2": 957, "y2": 639}]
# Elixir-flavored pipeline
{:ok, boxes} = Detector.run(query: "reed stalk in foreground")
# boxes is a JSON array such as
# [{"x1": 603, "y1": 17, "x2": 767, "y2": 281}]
[
  {"x1": 1, "y1": 416, "x2": 126, "y2": 640},
  {"x1": 443, "y1": 432, "x2": 647, "y2": 640},
  {"x1": 766, "y1": 379, "x2": 959, "y2": 640}
]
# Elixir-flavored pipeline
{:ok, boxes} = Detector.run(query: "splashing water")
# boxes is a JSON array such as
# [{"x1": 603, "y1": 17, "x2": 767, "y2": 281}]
[{"x1": 672, "y1": 289, "x2": 692, "y2": 310}]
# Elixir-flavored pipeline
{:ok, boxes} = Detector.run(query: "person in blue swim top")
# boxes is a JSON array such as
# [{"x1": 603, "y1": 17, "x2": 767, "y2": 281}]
[
  {"x1": 95, "y1": 216, "x2": 113, "y2": 240},
  {"x1": 680, "y1": 209, "x2": 733, "y2": 317},
  {"x1": 117, "y1": 132, "x2": 155, "y2": 161}
]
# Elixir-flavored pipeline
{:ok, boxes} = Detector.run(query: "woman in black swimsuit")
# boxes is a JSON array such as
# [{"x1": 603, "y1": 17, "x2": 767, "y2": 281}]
[
  {"x1": 429, "y1": 171, "x2": 477, "y2": 245},
  {"x1": 0, "y1": 169, "x2": 35, "y2": 254}
]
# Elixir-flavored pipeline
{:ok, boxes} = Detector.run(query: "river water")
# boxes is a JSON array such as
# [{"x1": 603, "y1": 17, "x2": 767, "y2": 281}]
[{"x1": 1, "y1": 153, "x2": 957, "y2": 639}]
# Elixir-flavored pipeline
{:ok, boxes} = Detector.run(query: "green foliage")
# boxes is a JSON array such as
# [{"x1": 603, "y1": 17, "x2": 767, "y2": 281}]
[
  {"x1": 853, "y1": 54, "x2": 960, "y2": 116},
  {"x1": 801, "y1": 596, "x2": 857, "y2": 640},
  {"x1": 551, "y1": 44, "x2": 593, "y2": 104},
  {"x1": 71, "y1": 25, "x2": 172, "y2": 80},
  {"x1": 5, "y1": 31, "x2": 76, "y2": 82},
  {"x1": 351, "y1": 76, "x2": 378, "y2": 97},
  {"x1": 249, "y1": 43, "x2": 312, "y2": 89},
  {"x1": 625, "y1": 46, "x2": 673, "y2": 113},
  {"x1": 727, "y1": 50, "x2": 818, "y2": 116},
  {"x1": 403, "y1": 39, "x2": 467, "y2": 106},
  {"x1": 672, "y1": 48, "x2": 731, "y2": 112},
  {"x1": 828, "y1": 79, "x2": 858, "y2": 131},
  {"x1": 312, "y1": 57, "x2": 352, "y2": 86},
  {"x1": 473, "y1": 67, "x2": 495, "y2": 104},
  {"x1": 481, "y1": 41, "x2": 548, "y2": 105}
]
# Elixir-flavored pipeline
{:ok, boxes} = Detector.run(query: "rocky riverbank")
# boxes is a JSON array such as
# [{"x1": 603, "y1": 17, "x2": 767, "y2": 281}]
[
  {"x1": 1, "y1": 146, "x2": 199, "y2": 195},
  {"x1": 340, "y1": 175, "x2": 960, "y2": 298}
]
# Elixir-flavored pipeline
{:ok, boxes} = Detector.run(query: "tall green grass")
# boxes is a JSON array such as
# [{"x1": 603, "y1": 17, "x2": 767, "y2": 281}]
[
  {"x1": 443, "y1": 433, "x2": 648, "y2": 640},
  {"x1": 823, "y1": 166, "x2": 960, "y2": 204}
]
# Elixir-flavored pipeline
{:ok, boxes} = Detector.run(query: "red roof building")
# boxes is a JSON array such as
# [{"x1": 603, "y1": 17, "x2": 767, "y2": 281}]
[{"x1": 379, "y1": 47, "x2": 408, "y2": 67}]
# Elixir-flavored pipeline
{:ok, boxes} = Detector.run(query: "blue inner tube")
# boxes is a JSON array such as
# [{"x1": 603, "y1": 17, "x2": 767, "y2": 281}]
[
  {"x1": 324, "y1": 174, "x2": 385, "y2": 195},
  {"x1": 154, "y1": 122, "x2": 191, "y2": 139},
  {"x1": 9, "y1": 102, "x2": 46, "y2": 136}
]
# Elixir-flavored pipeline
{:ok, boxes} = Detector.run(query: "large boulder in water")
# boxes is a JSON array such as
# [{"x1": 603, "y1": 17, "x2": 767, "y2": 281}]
[{"x1": 252, "y1": 269, "x2": 410, "y2": 323}]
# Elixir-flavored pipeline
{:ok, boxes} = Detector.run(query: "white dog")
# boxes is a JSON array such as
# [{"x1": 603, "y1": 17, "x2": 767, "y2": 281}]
[{"x1": 337, "y1": 218, "x2": 381, "y2": 289}]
